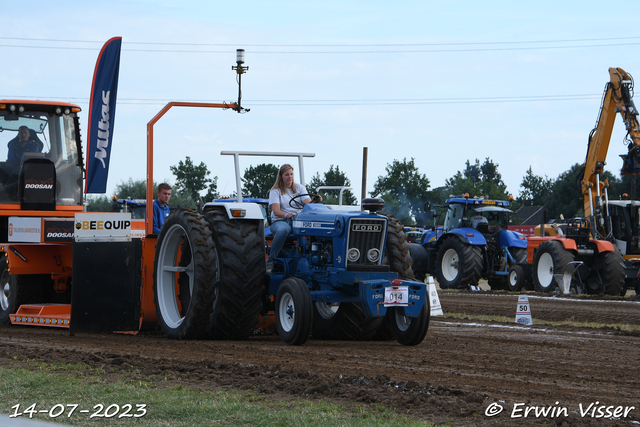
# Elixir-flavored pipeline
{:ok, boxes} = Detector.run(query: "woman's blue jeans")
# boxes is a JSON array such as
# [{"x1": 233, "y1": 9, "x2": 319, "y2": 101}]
[{"x1": 269, "y1": 219, "x2": 292, "y2": 258}]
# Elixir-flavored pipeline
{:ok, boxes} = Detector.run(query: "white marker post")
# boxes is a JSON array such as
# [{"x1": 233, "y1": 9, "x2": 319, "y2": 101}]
[
  {"x1": 426, "y1": 276, "x2": 443, "y2": 316},
  {"x1": 515, "y1": 295, "x2": 532, "y2": 325}
]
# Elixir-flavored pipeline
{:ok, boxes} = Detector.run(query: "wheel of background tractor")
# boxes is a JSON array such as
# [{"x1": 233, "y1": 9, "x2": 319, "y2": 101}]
[
  {"x1": 153, "y1": 209, "x2": 218, "y2": 340},
  {"x1": 204, "y1": 208, "x2": 266, "y2": 340},
  {"x1": 585, "y1": 250, "x2": 625, "y2": 296},
  {"x1": 275, "y1": 277, "x2": 312, "y2": 345},
  {"x1": 311, "y1": 301, "x2": 340, "y2": 339},
  {"x1": 312, "y1": 302, "x2": 384, "y2": 341},
  {"x1": 435, "y1": 238, "x2": 483, "y2": 289},
  {"x1": 0, "y1": 255, "x2": 48, "y2": 325},
  {"x1": 389, "y1": 303, "x2": 430, "y2": 346},
  {"x1": 376, "y1": 212, "x2": 415, "y2": 340},
  {"x1": 532, "y1": 240, "x2": 574, "y2": 293},
  {"x1": 506, "y1": 264, "x2": 526, "y2": 292}
]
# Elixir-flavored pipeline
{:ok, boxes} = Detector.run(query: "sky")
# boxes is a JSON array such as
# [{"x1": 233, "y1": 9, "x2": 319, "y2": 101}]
[{"x1": 3, "y1": 1, "x2": 640, "y2": 203}]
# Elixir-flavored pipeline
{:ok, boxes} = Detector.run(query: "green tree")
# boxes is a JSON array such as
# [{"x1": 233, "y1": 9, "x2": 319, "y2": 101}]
[
  {"x1": 86, "y1": 195, "x2": 112, "y2": 212},
  {"x1": 445, "y1": 158, "x2": 510, "y2": 200},
  {"x1": 518, "y1": 167, "x2": 553, "y2": 206},
  {"x1": 543, "y1": 163, "x2": 584, "y2": 220},
  {"x1": 370, "y1": 158, "x2": 430, "y2": 225},
  {"x1": 170, "y1": 156, "x2": 217, "y2": 202},
  {"x1": 242, "y1": 163, "x2": 278, "y2": 198},
  {"x1": 307, "y1": 165, "x2": 357, "y2": 205}
]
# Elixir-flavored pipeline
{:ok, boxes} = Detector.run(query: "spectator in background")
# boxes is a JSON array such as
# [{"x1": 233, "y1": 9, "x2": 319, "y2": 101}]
[{"x1": 153, "y1": 183, "x2": 172, "y2": 234}]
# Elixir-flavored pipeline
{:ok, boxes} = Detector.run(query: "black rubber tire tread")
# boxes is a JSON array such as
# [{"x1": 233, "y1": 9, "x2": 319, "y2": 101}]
[
  {"x1": 204, "y1": 208, "x2": 266, "y2": 340},
  {"x1": 153, "y1": 209, "x2": 218, "y2": 340},
  {"x1": 590, "y1": 250, "x2": 625, "y2": 296},
  {"x1": 0, "y1": 255, "x2": 49, "y2": 325},
  {"x1": 379, "y1": 213, "x2": 415, "y2": 279},
  {"x1": 375, "y1": 213, "x2": 417, "y2": 340},
  {"x1": 275, "y1": 277, "x2": 312, "y2": 345},
  {"x1": 436, "y1": 237, "x2": 483, "y2": 289},
  {"x1": 511, "y1": 247, "x2": 528, "y2": 264},
  {"x1": 334, "y1": 302, "x2": 383, "y2": 340},
  {"x1": 311, "y1": 302, "x2": 340, "y2": 339},
  {"x1": 532, "y1": 240, "x2": 574, "y2": 293},
  {"x1": 390, "y1": 303, "x2": 430, "y2": 346}
]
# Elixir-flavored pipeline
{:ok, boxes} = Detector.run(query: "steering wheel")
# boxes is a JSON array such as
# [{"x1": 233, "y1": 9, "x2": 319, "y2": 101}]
[{"x1": 289, "y1": 193, "x2": 320, "y2": 209}]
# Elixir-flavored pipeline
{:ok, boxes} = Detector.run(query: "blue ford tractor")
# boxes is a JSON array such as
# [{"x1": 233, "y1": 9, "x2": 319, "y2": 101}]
[
  {"x1": 152, "y1": 151, "x2": 429, "y2": 346},
  {"x1": 265, "y1": 196, "x2": 430, "y2": 345},
  {"x1": 409, "y1": 195, "x2": 528, "y2": 291}
]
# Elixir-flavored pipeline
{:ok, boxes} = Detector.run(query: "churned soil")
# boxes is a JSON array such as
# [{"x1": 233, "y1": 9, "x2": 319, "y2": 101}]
[{"x1": 1, "y1": 290, "x2": 639, "y2": 427}]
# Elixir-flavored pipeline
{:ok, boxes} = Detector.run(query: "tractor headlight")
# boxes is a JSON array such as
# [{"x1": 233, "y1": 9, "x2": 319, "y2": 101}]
[
  {"x1": 367, "y1": 248, "x2": 381, "y2": 263},
  {"x1": 347, "y1": 248, "x2": 360, "y2": 263}
]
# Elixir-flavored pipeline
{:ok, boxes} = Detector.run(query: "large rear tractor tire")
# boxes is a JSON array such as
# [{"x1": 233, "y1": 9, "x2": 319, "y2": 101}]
[
  {"x1": 154, "y1": 209, "x2": 219, "y2": 340},
  {"x1": 275, "y1": 277, "x2": 312, "y2": 345},
  {"x1": 586, "y1": 250, "x2": 625, "y2": 296},
  {"x1": 376, "y1": 213, "x2": 416, "y2": 340},
  {"x1": 389, "y1": 303, "x2": 430, "y2": 346},
  {"x1": 435, "y1": 238, "x2": 483, "y2": 289},
  {"x1": 532, "y1": 240, "x2": 574, "y2": 293},
  {"x1": 204, "y1": 208, "x2": 266, "y2": 340}
]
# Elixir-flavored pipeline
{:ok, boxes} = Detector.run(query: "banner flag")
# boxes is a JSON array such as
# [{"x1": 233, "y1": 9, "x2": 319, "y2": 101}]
[{"x1": 85, "y1": 37, "x2": 122, "y2": 194}]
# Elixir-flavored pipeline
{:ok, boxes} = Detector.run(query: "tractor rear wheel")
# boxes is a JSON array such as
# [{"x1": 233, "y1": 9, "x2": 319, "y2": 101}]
[
  {"x1": 275, "y1": 277, "x2": 312, "y2": 345},
  {"x1": 204, "y1": 208, "x2": 266, "y2": 340},
  {"x1": 153, "y1": 209, "x2": 218, "y2": 340},
  {"x1": 376, "y1": 213, "x2": 416, "y2": 340},
  {"x1": 533, "y1": 240, "x2": 574, "y2": 293},
  {"x1": 585, "y1": 250, "x2": 625, "y2": 296},
  {"x1": 389, "y1": 303, "x2": 430, "y2": 346},
  {"x1": 436, "y1": 238, "x2": 482, "y2": 289}
]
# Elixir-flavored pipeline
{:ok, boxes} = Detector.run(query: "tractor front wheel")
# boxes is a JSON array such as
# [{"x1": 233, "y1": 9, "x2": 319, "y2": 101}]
[
  {"x1": 506, "y1": 264, "x2": 526, "y2": 292},
  {"x1": 275, "y1": 277, "x2": 312, "y2": 345},
  {"x1": 389, "y1": 303, "x2": 430, "y2": 346},
  {"x1": 436, "y1": 238, "x2": 482, "y2": 289},
  {"x1": 153, "y1": 209, "x2": 219, "y2": 340}
]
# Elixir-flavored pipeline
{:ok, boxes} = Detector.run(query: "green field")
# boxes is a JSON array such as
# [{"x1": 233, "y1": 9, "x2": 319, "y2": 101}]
[{"x1": 0, "y1": 361, "x2": 439, "y2": 427}]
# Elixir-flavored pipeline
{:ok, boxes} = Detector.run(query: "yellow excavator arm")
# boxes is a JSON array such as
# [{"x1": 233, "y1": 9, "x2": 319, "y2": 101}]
[{"x1": 582, "y1": 67, "x2": 640, "y2": 236}]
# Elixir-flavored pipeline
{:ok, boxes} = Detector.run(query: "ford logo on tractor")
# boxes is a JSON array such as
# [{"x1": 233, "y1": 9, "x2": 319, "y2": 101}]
[{"x1": 352, "y1": 224, "x2": 381, "y2": 232}]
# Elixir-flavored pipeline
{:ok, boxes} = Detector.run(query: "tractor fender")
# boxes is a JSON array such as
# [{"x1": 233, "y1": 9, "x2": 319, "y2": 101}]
[
  {"x1": 591, "y1": 239, "x2": 615, "y2": 253},
  {"x1": 498, "y1": 229, "x2": 527, "y2": 250},
  {"x1": 445, "y1": 228, "x2": 487, "y2": 246},
  {"x1": 202, "y1": 201, "x2": 264, "y2": 220}
]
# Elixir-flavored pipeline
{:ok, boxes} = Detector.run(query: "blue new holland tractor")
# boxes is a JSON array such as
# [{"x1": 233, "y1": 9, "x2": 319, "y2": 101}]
[{"x1": 409, "y1": 195, "x2": 528, "y2": 291}]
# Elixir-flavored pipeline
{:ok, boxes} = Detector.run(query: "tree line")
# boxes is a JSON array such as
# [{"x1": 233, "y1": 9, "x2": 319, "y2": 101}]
[{"x1": 87, "y1": 155, "x2": 640, "y2": 226}]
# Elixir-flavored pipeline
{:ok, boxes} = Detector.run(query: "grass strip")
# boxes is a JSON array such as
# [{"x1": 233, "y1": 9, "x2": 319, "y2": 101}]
[{"x1": 0, "y1": 363, "x2": 439, "y2": 427}]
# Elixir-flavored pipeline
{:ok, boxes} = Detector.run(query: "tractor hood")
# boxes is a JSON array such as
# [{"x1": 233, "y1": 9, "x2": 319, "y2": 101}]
[{"x1": 292, "y1": 203, "x2": 387, "y2": 238}]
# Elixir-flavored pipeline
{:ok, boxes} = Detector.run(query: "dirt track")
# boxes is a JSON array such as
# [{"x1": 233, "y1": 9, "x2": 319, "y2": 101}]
[{"x1": 1, "y1": 290, "x2": 639, "y2": 426}]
